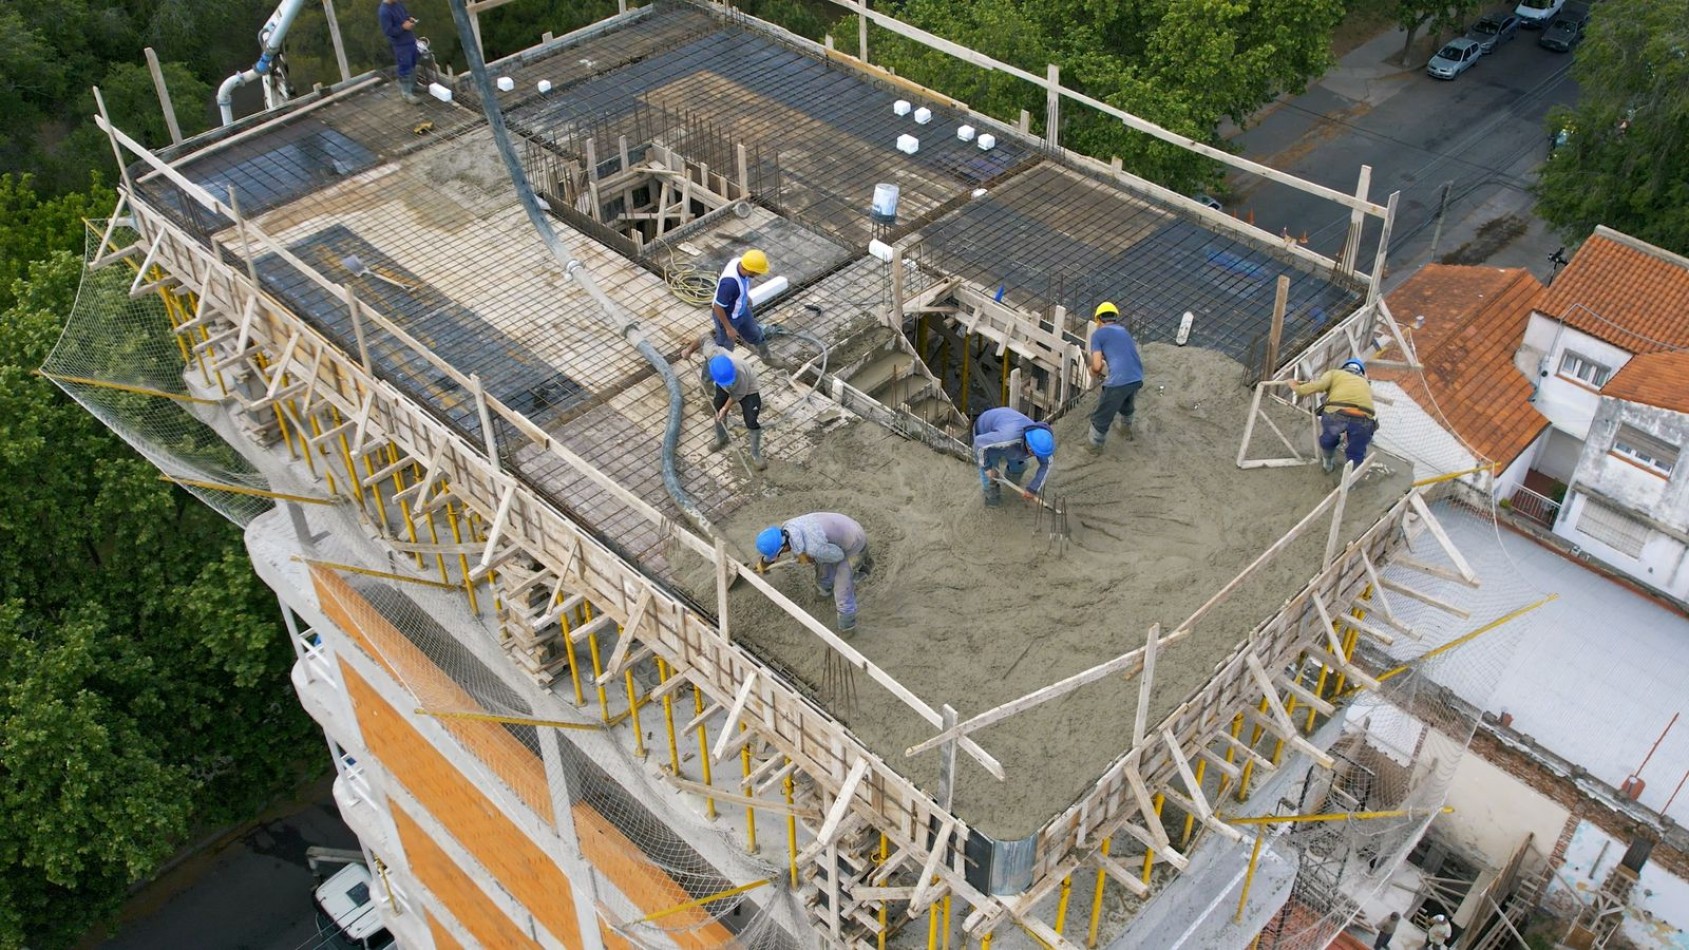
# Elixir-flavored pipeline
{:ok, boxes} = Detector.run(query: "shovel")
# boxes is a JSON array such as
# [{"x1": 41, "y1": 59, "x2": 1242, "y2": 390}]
[
  {"x1": 341, "y1": 253, "x2": 416, "y2": 291},
  {"x1": 991, "y1": 476, "x2": 1061, "y2": 513}
]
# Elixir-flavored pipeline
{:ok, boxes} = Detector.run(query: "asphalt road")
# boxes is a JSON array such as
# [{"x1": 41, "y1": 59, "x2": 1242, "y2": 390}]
[
  {"x1": 1229, "y1": 26, "x2": 1580, "y2": 273},
  {"x1": 93, "y1": 786, "x2": 359, "y2": 950}
]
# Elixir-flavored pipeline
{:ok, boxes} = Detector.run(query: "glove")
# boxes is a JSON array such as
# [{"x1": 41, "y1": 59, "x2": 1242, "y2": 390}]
[{"x1": 795, "y1": 553, "x2": 814, "y2": 565}]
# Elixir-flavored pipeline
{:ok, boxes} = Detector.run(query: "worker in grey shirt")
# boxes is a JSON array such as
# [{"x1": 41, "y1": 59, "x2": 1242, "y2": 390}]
[
  {"x1": 706, "y1": 349, "x2": 765, "y2": 470},
  {"x1": 755, "y1": 513, "x2": 873, "y2": 632}
]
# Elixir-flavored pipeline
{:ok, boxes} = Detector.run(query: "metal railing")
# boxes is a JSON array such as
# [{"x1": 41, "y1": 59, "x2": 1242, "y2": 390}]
[{"x1": 1508, "y1": 484, "x2": 1562, "y2": 529}]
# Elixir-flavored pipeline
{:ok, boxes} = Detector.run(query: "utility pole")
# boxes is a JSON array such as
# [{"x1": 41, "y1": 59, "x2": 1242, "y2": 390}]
[{"x1": 1428, "y1": 180, "x2": 1454, "y2": 259}]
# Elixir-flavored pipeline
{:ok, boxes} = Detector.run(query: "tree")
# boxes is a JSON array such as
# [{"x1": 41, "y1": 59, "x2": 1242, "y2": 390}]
[
  {"x1": 0, "y1": 239, "x2": 319, "y2": 947},
  {"x1": 1394, "y1": 0, "x2": 1479, "y2": 66},
  {"x1": 1535, "y1": 0, "x2": 1689, "y2": 255}
]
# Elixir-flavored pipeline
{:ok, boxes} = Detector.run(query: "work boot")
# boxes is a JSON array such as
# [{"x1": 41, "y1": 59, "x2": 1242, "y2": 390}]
[
  {"x1": 710, "y1": 422, "x2": 730, "y2": 453},
  {"x1": 837, "y1": 611, "x2": 857, "y2": 634},
  {"x1": 1320, "y1": 447, "x2": 1337, "y2": 473},
  {"x1": 1087, "y1": 426, "x2": 1106, "y2": 454},
  {"x1": 747, "y1": 429, "x2": 767, "y2": 471},
  {"x1": 398, "y1": 75, "x2": 423, "y2": 105},
  {"x1": 756, "y1": 343, "x2": 788, "y2": 371},
  {"x1": 983, "y1": 483, "x2": 1002, "y2": 507},
  {"x1": 1119, "y1": 419, "x2": 1136, "y2": 441}
]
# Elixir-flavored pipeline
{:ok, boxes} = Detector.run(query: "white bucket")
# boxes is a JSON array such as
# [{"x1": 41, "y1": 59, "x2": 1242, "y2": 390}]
[{"x1": 870, "y1": 183, "x2": 900, "y2": 221}]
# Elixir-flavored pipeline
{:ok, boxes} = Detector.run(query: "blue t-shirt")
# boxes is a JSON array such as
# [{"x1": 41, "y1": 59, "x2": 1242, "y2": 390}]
[{"x1": 1091, "y1": 322, "x2": 1143, "y2": 388}]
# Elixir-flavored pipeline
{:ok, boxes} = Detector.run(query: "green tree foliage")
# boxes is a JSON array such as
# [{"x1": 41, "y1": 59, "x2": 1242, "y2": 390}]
[
  {"x1": 1535, "y1": 0, "x2": 1689, "y2": 255},
  {"x1": 1393, "y1": 0, "x2": 1479, "y2": 66},
  {"x1": 856, "y1": 0, "x2": 1343, "y2": 191},
  {"x1": 0, "y1": 245, "x2": 319, "y2": 946}
]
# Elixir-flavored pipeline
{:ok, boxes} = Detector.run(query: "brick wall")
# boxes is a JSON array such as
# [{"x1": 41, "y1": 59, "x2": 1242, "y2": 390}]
[{"x1": 394, "y1": 803, "x2": 543, "y2": 949}]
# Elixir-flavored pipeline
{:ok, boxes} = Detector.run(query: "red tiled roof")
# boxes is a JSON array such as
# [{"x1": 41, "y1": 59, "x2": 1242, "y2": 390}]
[
  {"x1": 1539, "y1": 228, "x2": 1689, "y2": 354},
  {"x1": 1603, "y1": 351, "x2": 1689, "y2": 414},
  {"x1": 1377, "y1": 264, "x2": 1549, "y2": 466}
]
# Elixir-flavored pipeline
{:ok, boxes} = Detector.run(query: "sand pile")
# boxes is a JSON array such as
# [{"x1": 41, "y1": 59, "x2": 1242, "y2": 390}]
[{"x1": 691, "y1": 343, "x2": 1408, "y2": 838}]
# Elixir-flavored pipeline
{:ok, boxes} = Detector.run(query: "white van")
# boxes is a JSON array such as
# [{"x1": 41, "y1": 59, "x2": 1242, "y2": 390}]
[
  {"x1": 1514, "y1": 0, "x2": 1565, "y2": 28},
  {"x1": 313, "y1": 863, "x2": 397, "y2": 950}
]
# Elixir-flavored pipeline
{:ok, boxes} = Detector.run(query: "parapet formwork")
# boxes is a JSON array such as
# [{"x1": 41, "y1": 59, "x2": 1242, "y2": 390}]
[{"x1": 63, "y1": 2, "x2": 1488, "y2": 946}]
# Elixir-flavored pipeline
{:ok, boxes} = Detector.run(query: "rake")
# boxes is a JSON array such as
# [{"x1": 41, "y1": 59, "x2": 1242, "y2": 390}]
[{"x1": 341, "y1": 253, "x2": 416, "y2": 291}]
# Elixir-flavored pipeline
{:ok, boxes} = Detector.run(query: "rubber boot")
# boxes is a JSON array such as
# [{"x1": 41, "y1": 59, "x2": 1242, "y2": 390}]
[
  {"x1": 1087, "y1": 426, "x2": 1107, "y2": 454},
  {"x1": 710, "y1": 422, "x2": 730, "y2": 453},
  {"x1": 399, "y1": 75, "x2": 423, "y2": 104},
  {"x1": 1320, "y1": 447, "x2": 1337, "y2": 473},
  {"x1": 756, "y1": 343, "x2": 788, "y2": 371},
  {"x1": 983, "y1": 481, "x2": 1002, "y2": 507},
  {"x1": 1119, "y1": 418, "x2": 1136, "y2": 441},
  {"x1": 837, "y1": 611, "x2": 857, "y2": 634},
  {"x1": 747, "y1": 428, "x2": 768, "y2": 470}
]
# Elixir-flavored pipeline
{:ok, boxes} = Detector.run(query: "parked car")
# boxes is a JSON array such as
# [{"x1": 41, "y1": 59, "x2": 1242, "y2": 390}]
[
  {"x1": 1538, "y1": 6, "x2": 1588, "y2": 51},
  {"x1": 1514, "y1": 0, "x2": 1564, "y2": 28},
  {"x1": 1427, "y1": 38, "x2": 1484, "y2": 79},
  {"x1": 1191, "y1": 193, "x2": 1223, "y2": 212},
  {"x1": 1466, "y1": 13, "x2": 1521, "y2": 53}
]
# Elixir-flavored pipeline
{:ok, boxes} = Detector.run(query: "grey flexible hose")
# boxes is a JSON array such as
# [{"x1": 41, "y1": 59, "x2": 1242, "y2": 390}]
[
  {"x1": 445, "y1": 0, "x2": 717, "y2": 543},
  {"x1": 766, "y1": 323, "x2": 829, "y2": 389}
]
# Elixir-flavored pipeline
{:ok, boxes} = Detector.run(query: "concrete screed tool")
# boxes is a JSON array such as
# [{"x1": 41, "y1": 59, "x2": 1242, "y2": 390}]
[{"x1": 341, "y1": 254, "x2": 416, "y2": 292}]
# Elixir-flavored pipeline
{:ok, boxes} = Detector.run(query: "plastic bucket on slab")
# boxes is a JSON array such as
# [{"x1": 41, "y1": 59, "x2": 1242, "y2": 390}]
[{"x1": 870, "y1": 183, "x2": 900, "y2": 224}]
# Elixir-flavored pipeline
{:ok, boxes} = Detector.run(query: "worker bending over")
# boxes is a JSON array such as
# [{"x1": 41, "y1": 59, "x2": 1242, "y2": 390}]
[
  {"x1": 756, "y1": 514, "x2": 873, "y2": 632},
  {"x1": 973, "y1": 407, "x2": 1055, "y2": 506},
  {"x1": 1292, "y1": 358, "x2": 1377, "y2": 473},
  {"x1": 706, "y1": 351, "x2": 766, "y2": 470},
  {"x1": 1086, "y1": 302, "x2": 1145, "y2": 451},
  {"x1": 712, "y1": 249, "x2": 781, "y2": 367}
]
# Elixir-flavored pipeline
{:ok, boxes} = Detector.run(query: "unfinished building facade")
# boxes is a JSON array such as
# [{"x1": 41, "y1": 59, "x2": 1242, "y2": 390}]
[{"x1": 50, "y1": 1, "x2": 1541, "y2": 947}]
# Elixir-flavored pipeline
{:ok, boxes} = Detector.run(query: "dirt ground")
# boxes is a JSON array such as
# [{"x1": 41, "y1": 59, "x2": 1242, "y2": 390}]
[{"x1": 684, "y1": 343, "x2": 1410, "y2": 839}]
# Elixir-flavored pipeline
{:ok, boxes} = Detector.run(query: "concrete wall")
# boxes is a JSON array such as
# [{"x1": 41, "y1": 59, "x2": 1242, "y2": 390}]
[
  {"x1": 1551, "y1": 821, "x2": 1689, "y2": 950},
  {"x1": 1518, "y1": 316, "x2": 1635, "y2": 441},
  {"x1": 1437, "y1": 748, "x2": 1570, "y2": 870}
]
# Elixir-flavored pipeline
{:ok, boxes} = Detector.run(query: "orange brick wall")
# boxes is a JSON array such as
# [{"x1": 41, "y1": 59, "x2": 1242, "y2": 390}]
[
  {"x1": 427, "y1": 913, "x2": 466, "y2": 950},
  {"x1": 312, "y1": 565, "x2": 552, "y2": 820},
  {"x1": 573, "y1": 803, "x2": 738, "y2": 948},
  {"x1": 341, "y1": 662, "x2": 582, "y2": 948},
  {"x1": 393, "y1": 803, "x2": 542, "y2": 950}
]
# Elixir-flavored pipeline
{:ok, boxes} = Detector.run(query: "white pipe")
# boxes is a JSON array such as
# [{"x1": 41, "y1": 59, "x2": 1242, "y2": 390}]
[{"x1": 216, "y1": 0, "x2": 311, "y2": 125}]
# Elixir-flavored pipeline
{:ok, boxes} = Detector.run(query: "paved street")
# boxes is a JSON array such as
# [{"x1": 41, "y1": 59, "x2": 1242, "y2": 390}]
[
  {"x1": 92, "y1": 781, "x2": 359, "y2": 950},
  {"x1": 1229, "y1": 24, "x2": 1579, "y2": 282}
]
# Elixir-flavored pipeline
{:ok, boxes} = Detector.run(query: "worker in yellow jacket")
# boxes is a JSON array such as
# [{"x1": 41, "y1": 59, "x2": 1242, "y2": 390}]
[{"x1": 1292, "y1": 358, "x2": 1377, "y2": 473}]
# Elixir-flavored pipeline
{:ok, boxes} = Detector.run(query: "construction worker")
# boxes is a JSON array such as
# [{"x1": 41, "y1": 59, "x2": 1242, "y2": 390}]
[
  {"x1": 379, "y1": 0, "x2": 423, "y2": 104},
  {"x1": 706, "y1": 350, "x2": 766, "y2": 470},
  {"x1": 1292, "y1": 358, "x2": 1377, "y2": 473},
  {"x1": 972, "y1": 407, "x2": 1055, "y2": 507},
  {"x1": 755, "y1": 514, "x2": 873, "y2": 632},
  {"x1": 1086, "y1": 301, "x2": 1144, "y2": 451},
  {"x1": 1373, "y1": 911, "x2": 1400, "y2": 949},
  {"x1": 712, "y1": 249, "x2": 780, "y2": 366},
  {"x1": 1424, "y1": 913, "x2": 1454, "y2": 950}
]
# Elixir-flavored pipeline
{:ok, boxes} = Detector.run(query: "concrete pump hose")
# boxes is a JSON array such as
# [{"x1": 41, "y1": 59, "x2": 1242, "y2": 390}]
[{"x1": 443, "y1": 0, "x2": 735, "y2": 557}]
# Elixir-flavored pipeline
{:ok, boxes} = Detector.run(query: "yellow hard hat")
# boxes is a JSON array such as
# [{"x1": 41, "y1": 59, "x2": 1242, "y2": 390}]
[
  {"x1": 1094, "y1": 301, "x2": 1120, "y2": 321},
  {"x1": 740, "y1": 249, "x2": 769, "y2": 275}
]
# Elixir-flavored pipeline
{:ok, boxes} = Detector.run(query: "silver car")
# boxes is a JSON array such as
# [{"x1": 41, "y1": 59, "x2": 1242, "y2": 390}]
[
  {"x1": 1466, "y1": 13, "x2": 1521, "y2": 53},
  {"x1": 1427, "y1": 38, "x2": 1484, "y2": 79}
]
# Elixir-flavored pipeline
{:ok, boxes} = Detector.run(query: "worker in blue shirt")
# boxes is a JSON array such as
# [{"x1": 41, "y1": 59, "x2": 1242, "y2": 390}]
[
  {"x1": 1087, "y1": 301, "x2": 1144, "y2": 451},
  {"x1": 972, "y1": 407, "x2": 1055, "y2": 507},
  {"x1": 712, "y1": 249, "x2": 783, "y2": 367},
  {"x1": 755, "y1": 513, "x2": 873, "y2": 632},
  {"x1": 378, "y1": 0, "x2": 423, "y2": 104}
]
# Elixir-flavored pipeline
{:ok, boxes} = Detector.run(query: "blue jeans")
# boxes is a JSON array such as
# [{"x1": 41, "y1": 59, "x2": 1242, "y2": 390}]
[
  {"x1": 1089, "y1": 381, "x2": 1142, "y2": 444},
  {"x1": 711, "y1": 310, "x2": 766, "y2": 350},
  {"x1": 1319, "y1": 412, "x2": 1376, "y2": 467},
  {"x1": 978, "y1": 450, "x2": 1026, "y2": 502}
]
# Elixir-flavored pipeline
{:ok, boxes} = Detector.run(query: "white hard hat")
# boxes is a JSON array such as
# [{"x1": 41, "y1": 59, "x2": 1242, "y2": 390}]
[{"x1": 1432, "y1": 914, "x2": 1446, "y2": 921}]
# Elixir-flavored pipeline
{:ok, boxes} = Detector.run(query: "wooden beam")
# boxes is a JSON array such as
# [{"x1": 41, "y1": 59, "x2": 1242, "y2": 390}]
[
  {"x1": 906, "y1": 817, "x2": 956, "y2": 916},
  {"x1": 1095, "y1": 851, "x2": 1150, "y2": 897},
  {"x1": 594, "y1": 585, "x2": 653, "y2": 685},
  {"x1": 661, "y1": 771, "x2": 819, "y2": 819},
  {"x1": 1409, "y1": 493, "x2": 1478, "y2": 583},
  {"x1": 813, "y1": 758, "x2": 870, "y2": 849},
  {"x1": 710, "y1": 673, "x2": 759, "y2": 762},
  {"x1": 1132, "y1": 623, "x2": 1160, "y2": 747}
]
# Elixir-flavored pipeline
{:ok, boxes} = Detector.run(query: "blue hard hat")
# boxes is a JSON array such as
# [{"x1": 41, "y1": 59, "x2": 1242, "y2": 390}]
[
  {"x1": 755, "y1": 526, "x2": 785, "y2": 559},
  {"x1": 1341, "y1": 358, "x2": 1366, "y2": 376},
  {"x1": 709, "y1": 354, "x2": 737, "y2": 388},
  {"x1": 1024, "y1": 427, "x2": 1055, "y2": 459}
]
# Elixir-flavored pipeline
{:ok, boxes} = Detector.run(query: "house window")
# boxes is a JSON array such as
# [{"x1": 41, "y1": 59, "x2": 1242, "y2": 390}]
[
  {"x1": 1576, "y1": 499, "x2": 1650, "y2": 557},
  {"x1": 1612, "y1": 424, "x2": 1678, "y2": 477},
  {"x1": 1559, "y1": 350, "x2": 1613, "y2": 387}
]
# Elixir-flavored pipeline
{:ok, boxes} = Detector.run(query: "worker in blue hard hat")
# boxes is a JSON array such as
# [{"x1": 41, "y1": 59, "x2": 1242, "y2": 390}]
[
  {"x1": 972, "y1": 406, "x2": 1055, "y2": 507},
  {"x1": 754, "y1": 513, "x2": 873, "y2": 633},
  {"x1": 1086, "y1": 301, "x2": 1145, "y2": 451},
  {"x1": 705, "y1": 349, "x2": 766, "y2": 470},
  {"x1": 1292, "y1": 357, "x2": 1377, "y2": 473}
]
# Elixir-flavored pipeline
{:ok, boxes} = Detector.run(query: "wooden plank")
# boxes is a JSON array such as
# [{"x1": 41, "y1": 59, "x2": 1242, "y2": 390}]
[
  {"x1": 595, "y1": 585, "x2": 653, "y2": 685},
  {"x1": 1409, "y1": 493, "x2": 1477, "y2": 583},
  {"x1": 710, "y1": 673, "x2": 760, "y2": 762},
  {"x1": 660, "y1": 771, "x2": 819, "y2": 819},
  {"x1": 1095, "y1": 851, "x2": 1150, "y2": 898},
  {"x1": 1131, "y1": 623, "x2": 1160, "y2": 748},
  {"x1": 1381, "y1": 577, "x2": 1474, "y2": 618},
  {"x1": 905, "y1": 817, "x2": 955, "y2": 916},
  {"x1": 813, "y1": 757, "x2": 870, "y2": 849}
]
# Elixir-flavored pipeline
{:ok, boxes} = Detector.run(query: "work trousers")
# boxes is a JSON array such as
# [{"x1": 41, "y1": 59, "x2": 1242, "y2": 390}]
[
  {"x1": 978, "y1": 449, "x2": 1027, "y2": 504},
  {"x1": 817, "y1": 548, "x2": 873, "y2": 616},
  {"x1": 711, "y1": 386, "x2": 762, "y2": 430},
  {"x1": 1089, "y1": 380, "x2": 1142, "y2": 444},
  {"x1": 711, "y1": 311, "x2": 766, "y2": 350},
  {"x1": 391, "y1": 40, "x2": 418, "y2": 78},
  {"x1": 1318, "y1": 411, "x2": 1377, "y2": 468}
]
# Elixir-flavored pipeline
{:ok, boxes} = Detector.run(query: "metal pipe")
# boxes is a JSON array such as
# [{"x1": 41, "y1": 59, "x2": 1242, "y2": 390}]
[
  {"x1": 217, "y1": 0, "x2": 311, "y2": 123},
  {"x1": 444, "y1": 0, "x2": 720, "y2": 546}
]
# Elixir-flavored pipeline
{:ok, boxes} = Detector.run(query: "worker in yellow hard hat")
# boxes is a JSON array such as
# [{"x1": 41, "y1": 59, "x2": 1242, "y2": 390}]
[
  {"x1": 711, "y1": 248, "x2": 782, "y2": 367},
  {"x1": 1086, "y1": 301, "x2": 1144, "y2": 452}
]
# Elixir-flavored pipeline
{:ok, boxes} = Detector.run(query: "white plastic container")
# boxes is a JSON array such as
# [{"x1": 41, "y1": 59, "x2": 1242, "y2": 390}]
[
  {"x1": 870, "y1": 183, "x2": 900, "y2": 221},
  {"x1": 896, "y1": 134, "x2": 919, "y2": 155},
  {"x1": 1176, "y1": 311, "x2": 1195, "y2": 346},
  {"x1": 913, "y1": 107, "x2": 933, "y2": 125},
  {"x1": 893, "y1": 100, "x2": 912, "y2": 116},
  {"x1": 537, "y1": 79, "x2": 552, "y2": 93},
  {"x1": 428, "y1": 82, "x2": 452, "y2": 103},
  {"x1": 497, "y1": 76, "x2": 515, "y2": 92},
  {"x1": 957, "y1": 125, "x2": 976, "y2": 142},
  {"x1": 867, "y1": 239, "x2": 895, "y2": 262},
  {"x1": 748, "y1": 275, "x2": 789, "y2": 307},
  {"x1": 977, "y1": 133, "x2": 996, "y2": 151}
]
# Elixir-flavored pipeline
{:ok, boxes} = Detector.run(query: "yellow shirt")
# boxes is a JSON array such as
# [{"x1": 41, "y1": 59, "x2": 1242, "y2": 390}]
[{"x1": 1293, "y1": 369, "x2": 1374, "y2": 415}]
